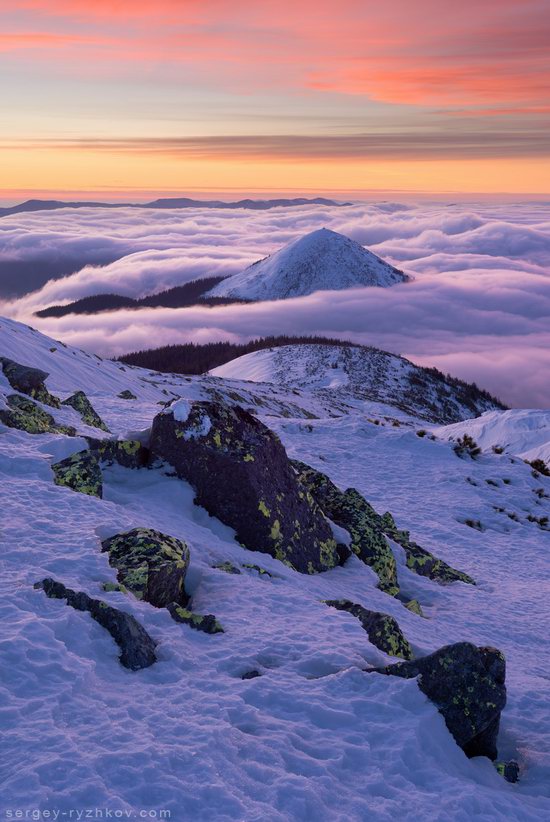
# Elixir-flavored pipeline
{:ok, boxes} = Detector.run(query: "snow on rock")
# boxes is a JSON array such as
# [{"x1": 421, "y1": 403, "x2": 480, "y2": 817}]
[
  {"x1": 206, "y1": 227, "x2": 408, "y2": 300},
  {"x1": 436, "y1": 409, "x2": 550, "y2": 464}
]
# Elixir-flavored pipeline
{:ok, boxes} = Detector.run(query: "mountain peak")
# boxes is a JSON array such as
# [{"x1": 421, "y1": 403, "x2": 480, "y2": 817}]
[{"x1": 206, "y1": 227, "x2": 408, "y2": 300}]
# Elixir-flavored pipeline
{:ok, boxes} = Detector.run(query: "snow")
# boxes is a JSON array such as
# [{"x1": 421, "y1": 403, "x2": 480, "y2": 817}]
[
  {"x1": 1, "y1": 316, "x2": 550, "y2": 820},
  {"x1": 436, "y1": 409, "x2": 550, "y2": 464},
  {"x1": 206, "y1": 227, "x2": 408, "y2": 300},
  {"x1": 167, "y1": 398, "x2": 192, "y2": 422}
]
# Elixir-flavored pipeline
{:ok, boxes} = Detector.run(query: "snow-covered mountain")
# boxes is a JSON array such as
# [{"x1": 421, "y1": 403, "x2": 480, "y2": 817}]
[
  {"x1": 211, "y1": 343, "x2": 505, "y2": 424},
  {"x1": 2, "y1": 315, "x2": 550, "y2": 820},
  {"x1": 206, "y1": 228, "x2": 408, "y2": 300}
]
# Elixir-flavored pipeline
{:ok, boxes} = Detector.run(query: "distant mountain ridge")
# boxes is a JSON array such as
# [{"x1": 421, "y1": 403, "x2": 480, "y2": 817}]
[
  {"x1": 0, "y1": 196, "x2": 347, "y2": 218},
  {"x1": 207, "y1": 227, "x2": 408, "y2": 300}
]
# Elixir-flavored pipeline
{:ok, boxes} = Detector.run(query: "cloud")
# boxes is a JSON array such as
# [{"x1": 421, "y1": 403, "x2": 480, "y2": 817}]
[{"x1": 1, "y1": 200, "x2": 550, "y2": 408}]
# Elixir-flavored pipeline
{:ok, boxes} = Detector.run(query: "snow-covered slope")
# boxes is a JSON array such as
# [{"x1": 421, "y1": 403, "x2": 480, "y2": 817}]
[
  {"x1": 211, "y1": 343, "x2": 505, "y2": 424},
  {"x1": 2, "y1": 316, "x2": 550, "y2": 820},
  {"x1": 436, "y1": 409, "x2": 550, "y2": 463},
  {"x1": 206, "y1": 228, "x2": 408, "y2": 300}
]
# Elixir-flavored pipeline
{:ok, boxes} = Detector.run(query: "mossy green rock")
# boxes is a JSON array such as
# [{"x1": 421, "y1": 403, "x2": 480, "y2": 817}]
[
  {"x1": 0, "y1": 394, "x2": 76, "y2": 436},
  {"x1": 62, "y1": 390, "x2": 110, "y2": 432},
  {"x1": 381, "y1": 512, "x2": 475, "y2": 585},
  {"x1": 325, "y1": 599, "x2": 412, "y2": 659},
  {"x1": 369, "y1": 642, "x2": 506, "y2": 760},
  {"x1": 35, "y1": 577, "x2": 156, "y2": 670},
  {"x1": 52, "y1": 450, "x2": 102, "y2": 497},
  {"x1": 293, "y1": 461, "x2": 399, "y2": 595},
  {"x1": 149, "y1": 401, "x2": 339, "y2": 574},
  {"x1": 167, "y1": 602, "x2": 224, "y2": 634},
  {"x1": 0, "y1": 357, "x2": 60, "y2": 407},
  {"x1": 101, "y1": 527, "x2": 189, "y2": 608}
]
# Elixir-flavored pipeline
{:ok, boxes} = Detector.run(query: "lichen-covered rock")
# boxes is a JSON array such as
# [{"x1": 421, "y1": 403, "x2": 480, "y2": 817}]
[
  {"x1": 149, "y1": 400, "x2": 339, "y2": 574},
  {"x1": 102, "y1": 582, "x2": 127, "y2": 593},
  {"x1": 369, "y1": 642, "x2": 506, "y2": 760},
  {"x1": 87, "y1": 437, "x2": 148, "y2": 469},
  {"x1": 293, "y1": 461, "x2": 398, "y2": 595},
  {"x1": 495, "y1": 760, "x2": 520, "y2": 783},
  {"x1": 403, "y1": 599, "x2": 424, "y2": 617},
  {"x1": 62, "y1": 390, "x2": 110, "y2": 432},
  {"x1": 167, "y1": 602, "x2": 224, "y2": 634},
  {"x1": 52, "y1": 450, "x2": 102, "y2": 497},
  {"x1": 242, "y1": 563, "x2": 274, "y2": 578},
  {"x1": 34, "y1": 577, "x2": 156, "y2": 670},
  {"x1": 0, "y1": 357, "x2": 60, "y2": 407},
  {"x1": 101, "y1": 527, "x2": 189, "y2": 608},
  {"x1": 0, "y1": 394, "x2": 76, "y2": 436},
  {"x1": 325, "y1": 599, "x2": 412, "y2": 659},
  {"x1": 118, "y1": 389, "x2": 137, "y2": 400},
  {"x1": 380, "y1": 512, "x2": 475, "y2": 585},
  {"x1": 214, "y1": 562, "x2": 242, "y2": 574}
]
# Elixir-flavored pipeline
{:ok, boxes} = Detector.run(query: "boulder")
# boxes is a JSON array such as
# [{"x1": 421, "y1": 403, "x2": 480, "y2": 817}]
[
  {"x1": 149, "y1": 400, "x2": 339, "y2": 573},
  {"x1": 0, "y1": 394, "x2": 76, "y2": 436},
  {"x1": 293, "y1": 461, "x2": 398, "y2": 595},
  {"x1": 34, "y1": 578, "x2": 156, "y2": 670},
  {"x1": 167, "y1": 602, "x2": 224, "y2": 634},
  {"x1": 62, "y1": 390, "x2": 110, "y2": 432},
  {"x1": 87, "y1": 437, "x2": 149, "y2": 469},
  {"x1": 101, "y1": 527, "x2": 189, "y2": 608},
  {"x1": 325, "y1": 599, "x2": 412, "y2": 659},
  {"x1": 380, "y1": 512, "x2": 475, "y2": 585},
  {"x1": 368, "y1": 642, "x2": 506, "y2": 760},
  {"x1": 52, "y1": 450, "x2": 102, "y2": 497},
  {"x1": 0, "y1": 357, "x2": 60, "y2": 407}
]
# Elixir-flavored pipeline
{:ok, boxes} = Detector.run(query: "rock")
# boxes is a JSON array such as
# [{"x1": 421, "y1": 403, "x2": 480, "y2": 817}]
[
  {"x1": 118, "y1": 389, "x2": 137, "y2": 400},
  {"x1": 102, "y1": 582, "x2": 127, "y2": 593},
  {"x1": 403, "y1": 598, "x2": 425, "y2": 617},
  {"x1": 368, "y1": 642, "x2": 506, "y2": 760},
  {"x1": 293, "y1": 461, "x2": 398, "y2": 595},
  {"x1": 167, "y1": 602, "x2": 224, "y2": 634},
  {"x1": 242, "y1": 563, "x2": 274, "y2": 578},
  {"x1": 381, "y1": 512, "x2": 475, "y2": 585},
  {"x1": 87, "y1": 437, "x2": 149, "y2": 469},
  {"x1": 52, "y1": 450, "x2": 103, "y2": 497},
  {"x1": 214, "y1": 562, "x2": 242, "y2": 574},
  {"x1": 34, "y1": 577, "x2": 156, "y2": 670},
  {"x1": 62, "y1": 390, "x2": 110, "y2": 432},
  {"x1": 101, "y1": 527, "x2": 190, "y2": 608},
  {"x1": 241, "y1": 670, "x2": 261, "y2": 680},
  {"x1": 149, "y1": 400, "x2": 339, "y2": 574},
  {"x1": 325, "y1": 599, "x2": 413, "y2": 659},
  {"x1": 0, "y1": 394, "x2": 76, "y2": 436},
  {"x1": 0, "y1": 357, "x2": 60, "y2": 407},
  {"x1": 495, "y1": 760, "x2": 520, "y2": 783}
]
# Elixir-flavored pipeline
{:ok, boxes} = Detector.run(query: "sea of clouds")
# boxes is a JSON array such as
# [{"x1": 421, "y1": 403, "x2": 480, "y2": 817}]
[{"x1": 0, "y1": 200, "x2": 549, "y2": 407}]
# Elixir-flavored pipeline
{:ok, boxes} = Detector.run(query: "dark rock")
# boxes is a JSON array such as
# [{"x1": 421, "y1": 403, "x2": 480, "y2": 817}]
[
  {"x1": 34, "y1": 577, "x2": 156, "y2": 670},
  {"x1": 118, "y1": 389, "x2": 137, "y2": 400},
  {"x1": 62, "y1": 390, "x2": 110, "y2": 432},
  {"x1": 86, "y1": 436, "x2": 149, "y2": 469},
  {"x1": 214, "y1": 562, "x2": 242, "y2": 574},
  {"x1": 149, "y1": 401, "x2": 339, "y2": 573},
  {"x1": 293, "y1": 461, "x2": 398, "y2": 594},
  {"x1": 241, "y1": 670, "x2": 262, "y2": 680},
  {"x1": 495, "y1": 760, "x2": 520, "y2": 783},
  {"x1": 325, "y1": 599, "x2": 412, "y2": 659},
  {"x1": 380, "y1": 512, "x2": 475, "y2": 585},
  {"x1": 167, "y1": 602, "x2": 224, "y2": 634},
  {"x1": 0, "y1": 356, "x2": 60, "y2": 407},
  {"x1": 403, "y1": 598, "x2": 425, "y2": 617},
  {"x1": 52, "y1": 450, "x2": 103, "y2": 497},
  {"x1": 101, "y1": 527, "x2": 189, "y2": 608},
  {"x1": 242, "y1": 563, "x2": 274, "y2": 577},
  {"x1": 0, "y1": 394, "x2": 76, "y2": 436},
  {"x1": 368, "y1": 642, "x2": 506, "y2": 760}
]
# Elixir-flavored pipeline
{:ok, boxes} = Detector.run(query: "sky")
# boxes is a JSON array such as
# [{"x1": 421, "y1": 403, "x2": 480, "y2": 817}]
[
  {"x1": 1, "y1": 0, "x2": 549, "y2": 198},
  {"x1": 2, "y1": 200, "x2": 549, "y2": 407}
]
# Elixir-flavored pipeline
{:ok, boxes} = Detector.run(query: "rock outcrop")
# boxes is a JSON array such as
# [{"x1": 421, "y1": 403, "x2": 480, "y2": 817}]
[
  {"x1": 0, "y1": 357, "x2": 60, "y2": 407},
  {"x1": 62, "y1": 390, "x2": 110, "y2": 432},
  {"x1": 167, "y1": 603, "x2": 224, "y2": 634},
  {"x1": 101, "y1": 528, "x2": 190, "y2": 608},
  {"x1": 0, "y1": 394, "x2": 75, "y2": 436},
  {"x1": 368, "y1": 642, "x2": 506, "y2": 760},
  {"x1": 34, "y1": 578, "x2": 157, "y2": 670},
  {"x1": 52, "y1": 450, "x2": 103, "y2": 497},
  {"x1": 325, "y1": 599, "x2": 412, "y2": 659},
  {"x1": 293, "y1": 461, "x2": 398, "y2": 594},
  {"x1": 149, "y1": 400, "x2": 339, "y2": 573}
]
